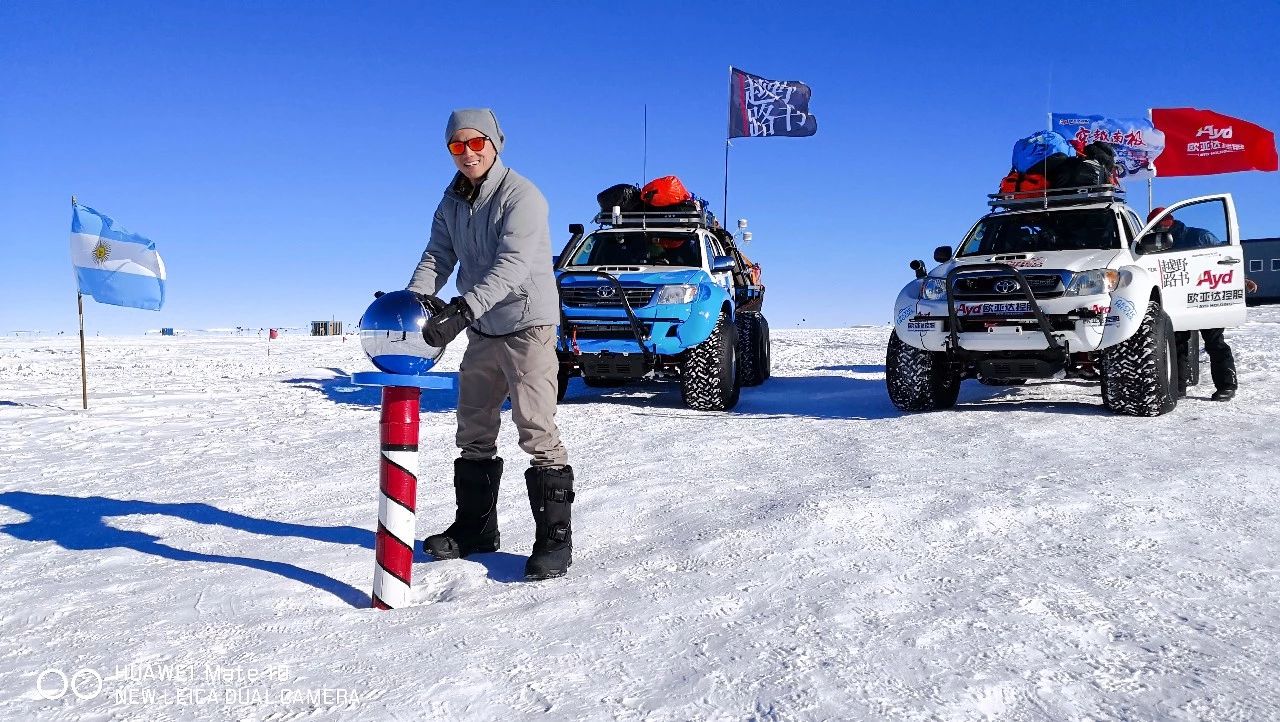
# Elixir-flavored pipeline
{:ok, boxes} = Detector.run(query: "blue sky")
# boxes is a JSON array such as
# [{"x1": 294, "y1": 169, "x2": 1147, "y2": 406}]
[{"x1": 3, "y1": 0, "x2": 1279, "y2": 334}]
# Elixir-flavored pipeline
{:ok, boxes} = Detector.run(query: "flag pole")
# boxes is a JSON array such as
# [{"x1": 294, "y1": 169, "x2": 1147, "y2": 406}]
[
  {"x1": 77, "y1": 292, "x2": 88, "y2": 409},
  {"x1": 1152, "y1": 106, "x2": 1162, "y2": 213},
  {"x1": 723, "y1": 139, "x2": 731, "y2": 224},
  {"x1": 72, "y1": 195, "x2": 88, "y2": 410},
  {"x1": 723, "y1": 65, "x2": 732, "y2": 224}
]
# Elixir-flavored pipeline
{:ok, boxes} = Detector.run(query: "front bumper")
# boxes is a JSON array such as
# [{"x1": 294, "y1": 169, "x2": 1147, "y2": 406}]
[
  {"x1": 558, "y1": 303, "x2": 722, "y2": 357},
  {"x1": 901, "y1": 294, "x2": 1118, "y2": 352}
]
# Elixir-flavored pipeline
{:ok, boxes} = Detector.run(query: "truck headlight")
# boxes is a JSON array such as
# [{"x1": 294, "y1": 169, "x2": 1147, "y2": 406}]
[
  {"x1": 1063, "y1": 269, "x2": 1120, "y2": 297},
  {"x1": 921, "y1": 277, "x2": 948, "y2": 300},
  {"x1": 656, "y1": 284, "x2": 697, "y2": 304}
]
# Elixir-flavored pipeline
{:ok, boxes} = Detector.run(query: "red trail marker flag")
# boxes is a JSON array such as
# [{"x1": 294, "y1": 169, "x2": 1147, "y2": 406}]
[{"x1": 1151, "y1": 107, "x2": 1277, "y2": 176}]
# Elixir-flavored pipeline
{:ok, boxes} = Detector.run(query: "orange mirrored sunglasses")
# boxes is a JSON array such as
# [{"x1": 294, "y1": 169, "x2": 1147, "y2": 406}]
[{"x1": 447, "y1": 136, "x2": 490, "y2": 155}]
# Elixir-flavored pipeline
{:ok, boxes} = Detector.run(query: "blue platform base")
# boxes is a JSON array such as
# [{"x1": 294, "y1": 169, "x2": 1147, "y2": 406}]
[{"x1": 350, "y1": 371, "x2": 456, "y2": 390}]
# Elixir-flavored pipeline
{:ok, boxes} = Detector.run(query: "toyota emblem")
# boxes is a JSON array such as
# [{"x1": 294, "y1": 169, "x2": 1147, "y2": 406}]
[
  {"x1": 993, "y1": 279, "x2": 1021, "y2": 294},
  {"x1": 595, "y1": 286, "x2": 617, "y2": 298}
]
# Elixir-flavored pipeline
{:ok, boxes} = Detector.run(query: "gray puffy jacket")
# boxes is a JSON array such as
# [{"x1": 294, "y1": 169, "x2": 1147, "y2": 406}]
[{"x1": 407, "y1": 158, "x2": 559, "y2": 336}]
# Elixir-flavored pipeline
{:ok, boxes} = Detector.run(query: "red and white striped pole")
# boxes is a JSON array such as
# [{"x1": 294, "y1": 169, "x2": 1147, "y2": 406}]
[{"x1": 372, "y1": 385, "x2": 420, "y2": 610}]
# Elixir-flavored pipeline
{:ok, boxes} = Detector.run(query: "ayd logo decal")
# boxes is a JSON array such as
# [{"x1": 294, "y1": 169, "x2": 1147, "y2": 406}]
[
  {"x1": 1195, "y1": 125, "x2": 1234, "y2": 140},
  {"x1": 1196, "y1": 270, "x2": 1234, "y2": 289}
]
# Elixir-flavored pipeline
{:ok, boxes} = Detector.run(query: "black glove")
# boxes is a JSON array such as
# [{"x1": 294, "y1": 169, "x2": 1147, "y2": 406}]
[
  {"x1": 414, "y1": 293, "x2": 448, "y2": 313},
  {"x1": 421, "y1": 297, "x2": 474, "y2": 347}
]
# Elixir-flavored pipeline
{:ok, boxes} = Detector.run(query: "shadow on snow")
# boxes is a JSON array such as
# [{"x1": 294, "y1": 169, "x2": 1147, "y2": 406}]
[
  {"x1": 0, "y1": 491, "x2": 537, "y2": 602},
  {"x1": 283, "y1": 367, "x2": 459, "y2": 411},
  {"x1": 561, "y1": 371, "x2": 901, "y2": 420},
  {"x1": 0, "y1": 491, "x2": 373, "y2": 608},
  {"x1": 563, "y1": 368, "x2": 1112, "y2": 419}
]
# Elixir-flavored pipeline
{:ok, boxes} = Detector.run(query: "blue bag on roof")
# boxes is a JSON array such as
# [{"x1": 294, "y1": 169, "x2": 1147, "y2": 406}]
[{"x1": 1011, "y1": 131, "x2": 1075, "y2": 173}]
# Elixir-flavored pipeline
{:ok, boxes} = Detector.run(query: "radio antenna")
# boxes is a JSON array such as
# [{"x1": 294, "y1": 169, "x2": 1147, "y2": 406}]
[{"x1": 642, "y1": 104, "x2": 648, "y2": 231}]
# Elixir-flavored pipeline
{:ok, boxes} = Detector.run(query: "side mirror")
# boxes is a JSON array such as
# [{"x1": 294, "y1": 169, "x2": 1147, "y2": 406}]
[
  {"x1": 711, "y1": 255, "x2": 735, "y2": 273},
  {"x1": 933, "y1": 246, "x2": 954, "y2": 263},
  {"x1": 558, "y1": 225, "x2": 586, "y2": 268},
  {"x1": 909, "y1": 259, "x2": 927, "y2": 279},
  {"x1": 1138, "y1": 230, "x2": 1173, "y2": 254}
]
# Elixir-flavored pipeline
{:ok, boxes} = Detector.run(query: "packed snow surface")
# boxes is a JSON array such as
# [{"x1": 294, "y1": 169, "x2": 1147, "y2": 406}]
[{"x1": 2, "y1": 311, "x2": 1279, "y2": 721}]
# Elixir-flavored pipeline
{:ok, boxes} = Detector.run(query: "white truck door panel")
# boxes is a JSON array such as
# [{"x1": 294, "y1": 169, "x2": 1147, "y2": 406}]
[{"x1": 1134, "y1": 195, "x2": 1246, "y2": 331}]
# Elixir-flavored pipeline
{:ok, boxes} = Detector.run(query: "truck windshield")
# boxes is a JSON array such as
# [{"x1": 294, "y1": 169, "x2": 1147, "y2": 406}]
[
  {"x1": 958, "y1": 209, "x2": 1121, "y2": 255},
  {"x1": 568, "y1": 231, "x2": 702, "y2": 267}
]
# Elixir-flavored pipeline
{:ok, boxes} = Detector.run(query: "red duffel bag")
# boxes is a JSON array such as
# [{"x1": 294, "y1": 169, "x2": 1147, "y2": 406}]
[{"x1": 641, "y1": 176, "x2": 692, "y2": 207}]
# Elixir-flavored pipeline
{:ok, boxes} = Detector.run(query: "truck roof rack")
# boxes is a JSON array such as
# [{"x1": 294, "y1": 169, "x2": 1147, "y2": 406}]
[
  {"x1": 592, "y1": 202, "x2": 719, "y2": 229},
  {"x1": 987, "y1": 184, "x2": 1126, "y2": 210}
]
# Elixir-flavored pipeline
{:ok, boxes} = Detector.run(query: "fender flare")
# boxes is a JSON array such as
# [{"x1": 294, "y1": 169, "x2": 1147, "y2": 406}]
[
  {"x1": 1099, "y1": 265, "x2": 1158, "y2": 350},
  {"x1": 676, "y1": 283, "x2": 732, "y2": 348},
  {"x1": 891, "y1": 279, "x2": 927, "y2": 350}
]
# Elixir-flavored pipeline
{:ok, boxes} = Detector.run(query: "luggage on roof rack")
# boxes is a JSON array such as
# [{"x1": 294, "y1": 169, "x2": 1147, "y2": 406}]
[
  {"x1": 592, "y1": 199, "x2": 719, "y2": 229},
  {"x1": 987, "y1": 184, "x2": 1125, "y2": 210}
]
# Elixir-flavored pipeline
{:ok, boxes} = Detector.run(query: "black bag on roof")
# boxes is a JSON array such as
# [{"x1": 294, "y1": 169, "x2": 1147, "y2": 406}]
[
  {"x1": 597, "y1": 183, "x2": 644, "y2": 213},
  {"x1": 1048, "y1": 156, "x2": 1108, "y2": 188},
  {"x1": 1024, "y1": 152, "x2": 1071, "y2": 178},
  {"x1": 1082, "y1": 142, "x2": 1118, "y2": 178}
]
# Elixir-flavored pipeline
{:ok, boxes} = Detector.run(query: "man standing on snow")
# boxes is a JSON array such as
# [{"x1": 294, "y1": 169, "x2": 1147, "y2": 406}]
[
  {"x1": 406, "y1": 108, "x2": 575, "y2": 579},
  {"x1": 1149, "y1": 207, "x2": 1239, "y2": 401}
]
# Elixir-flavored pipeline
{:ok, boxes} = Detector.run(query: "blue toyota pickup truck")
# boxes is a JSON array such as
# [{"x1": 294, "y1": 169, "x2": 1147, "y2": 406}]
[{"x1": 554, "y1": 203, "x2": 769, "y2": 410}]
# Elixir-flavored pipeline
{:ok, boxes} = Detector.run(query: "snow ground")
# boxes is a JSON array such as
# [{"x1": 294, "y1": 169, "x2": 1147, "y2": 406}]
[{"x1": 1, "y1": 310, "x2": 1278, "y2": 721}]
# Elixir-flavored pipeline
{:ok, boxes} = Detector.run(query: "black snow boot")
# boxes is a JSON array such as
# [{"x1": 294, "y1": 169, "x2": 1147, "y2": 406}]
[
  {"x1": 524, "y1": 465, "x2": 575, "y2": 580},
  {"x1": 423, "y1": 457, "x2": 502, "y2": 559}
]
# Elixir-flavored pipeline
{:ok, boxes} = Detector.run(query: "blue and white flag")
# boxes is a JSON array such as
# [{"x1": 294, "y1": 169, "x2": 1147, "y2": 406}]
[
  {"x1": 1051, "y1": 113, "x2": 1166, "y2": 181},
  {"x1": 70, "y1": 203, "x2": 166, "y2": 310},
  {"x1": 729, "y1": 67, "x2": 818, "y2": 139}
]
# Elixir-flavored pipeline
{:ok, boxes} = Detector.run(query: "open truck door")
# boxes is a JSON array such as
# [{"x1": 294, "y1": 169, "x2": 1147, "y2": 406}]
[{"x1": 1134, "y1": 194, "x2": 1246, "y2": 331}]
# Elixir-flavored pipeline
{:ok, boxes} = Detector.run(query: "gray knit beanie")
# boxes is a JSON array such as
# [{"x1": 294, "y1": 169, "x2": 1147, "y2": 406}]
[{"x1": 445, "y1": 108, "x2": 504, "y2": 154}]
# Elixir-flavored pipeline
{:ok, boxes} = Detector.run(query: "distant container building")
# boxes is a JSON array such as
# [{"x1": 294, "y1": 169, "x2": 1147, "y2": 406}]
[
  {"x1": 311, "y1": 321, "x2": 344, "y2": 336},
  {"x1": 161, "y1": 328, "x2": 175, "y2": 336},
  {"x1": 1244, "y1": 237, "x2": 1280, "y2": 305}
]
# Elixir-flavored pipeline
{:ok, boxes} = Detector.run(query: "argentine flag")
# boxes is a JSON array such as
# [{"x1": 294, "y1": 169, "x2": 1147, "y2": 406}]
[{"x1": 71, "y1": 203, "x2": 166, "y2": 311}]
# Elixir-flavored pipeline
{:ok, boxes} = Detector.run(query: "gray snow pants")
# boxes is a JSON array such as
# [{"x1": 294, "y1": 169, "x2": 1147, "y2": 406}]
[{"x1": 456, "y1": 325, "x2": 569, "y2": 467}]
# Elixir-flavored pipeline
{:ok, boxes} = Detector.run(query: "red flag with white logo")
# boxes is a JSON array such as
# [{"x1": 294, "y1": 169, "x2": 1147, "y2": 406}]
[{"x1": 1151, "y1": 107, "x2": 1277, "y2": 176}]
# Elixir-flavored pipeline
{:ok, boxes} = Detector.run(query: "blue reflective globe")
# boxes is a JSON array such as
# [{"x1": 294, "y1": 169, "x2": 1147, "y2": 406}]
[{"x1": 359, "y1": 291, "x2": 446, "y2": 375}]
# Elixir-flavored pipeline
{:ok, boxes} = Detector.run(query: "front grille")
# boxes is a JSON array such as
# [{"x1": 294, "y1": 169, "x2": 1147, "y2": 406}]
[
  {"x1": 572, "y1": 322, "x2": 651, "y2": 339},
  {"x1": 561, "y1": 286, "x2": 656, "y2": 308},
  {"x1": 952, "y1": 273, "x2": 1066, "y2": 300}
]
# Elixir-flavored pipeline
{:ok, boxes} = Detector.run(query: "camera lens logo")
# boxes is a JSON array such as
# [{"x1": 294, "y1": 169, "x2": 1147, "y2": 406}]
[{"x1": 37, "y1": 668, "x2": 103, "y2": 700}]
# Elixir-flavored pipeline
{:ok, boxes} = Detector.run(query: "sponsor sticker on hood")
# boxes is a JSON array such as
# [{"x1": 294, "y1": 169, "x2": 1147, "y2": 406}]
[{"x1": 991, "y1": 257, "x2": 1045, "y2": 268}]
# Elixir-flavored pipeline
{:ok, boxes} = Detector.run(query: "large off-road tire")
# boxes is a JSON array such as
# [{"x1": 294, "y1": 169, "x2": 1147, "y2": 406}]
[
  {"x1": 681, "y1": 312, "x2": 741, "y2": 411},
  {"x1": 1100, "y1": 299, "x2": 1178, "y2": 416},
  {"x1": 885, "y1": 330, "x2": 961, "y2": 412},
  {"x1": 756, "y1": 314, "x2": 771, "y2": 381},
  {"x1": 735, "y1": 312, "x2": 771, "y2": 387}
]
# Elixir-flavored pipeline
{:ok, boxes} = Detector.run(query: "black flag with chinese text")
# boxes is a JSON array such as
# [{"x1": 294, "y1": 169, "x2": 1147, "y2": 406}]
[{"x1": 729, "y1": 67, "x2": 818, "y2": 138}]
